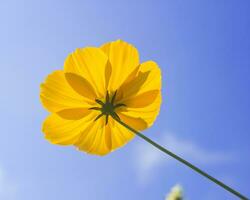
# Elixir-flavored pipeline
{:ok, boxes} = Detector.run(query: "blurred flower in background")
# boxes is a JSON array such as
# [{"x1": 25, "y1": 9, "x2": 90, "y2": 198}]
[{"x1": 165, "y1": 185, "x2": 183, "y2": 200}]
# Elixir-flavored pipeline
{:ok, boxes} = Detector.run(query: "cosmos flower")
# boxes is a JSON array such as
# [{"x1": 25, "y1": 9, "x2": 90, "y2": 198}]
[
  {"x1": 165, "y1": 185, "x2": 183, "y2": 200},
  {"x1": 40, "y1": 40, "x2": 161, "y2": 155}
]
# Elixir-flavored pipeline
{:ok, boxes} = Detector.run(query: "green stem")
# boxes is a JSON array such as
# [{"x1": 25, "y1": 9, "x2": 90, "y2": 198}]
[{"x1": 114, "y1": 118, "x2": 249, "y2": 200}]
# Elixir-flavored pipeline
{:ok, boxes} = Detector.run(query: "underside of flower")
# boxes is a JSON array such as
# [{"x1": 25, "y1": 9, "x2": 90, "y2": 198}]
[
  {"x1": 40, "y1": 39, "x2": 161, "y2": 155},
  {"x1": 89, "y1": 91, "x2": 126, "y2": 125}
]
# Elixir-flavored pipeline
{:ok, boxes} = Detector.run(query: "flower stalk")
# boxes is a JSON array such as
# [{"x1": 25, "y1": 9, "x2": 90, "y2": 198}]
[{"x1": 114, "y1": 118, "x2": 248, "y2": 200}]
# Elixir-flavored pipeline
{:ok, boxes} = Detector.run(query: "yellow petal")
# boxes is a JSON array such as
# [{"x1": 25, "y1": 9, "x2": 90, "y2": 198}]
[
  {"x1": 64, "y1": 47, "x2": 109, "y2": 97},
  {"x1": 107, "y1": 115, "x2": 146, "y2": 151},
  {"x1": 139, "y1": 61, "x2": 161, "y2": 93},
  {"x1": 104, "y1": 123, "x2": 112, "y2": 151},
  {"x1": 119, "y1": 70, "x2": 150, "y2": 99},
  {"x1": 74, "y1": 113, "x2": 147, "y2": 155},
  {"x1": 120, "y1": 61, "x2": 161, "y2": 98},
  {"x1": 64, "y1": 73, "x2": 96, "y2": 100},
  {"x1": 40, "y1": 70, "x2": 89, "y2": 113},
  {"x1": 110, "y1": 125, "x2": 133, "y2": 151},
  {"x1": 119, "y1": 61, "x2": 162, "y2": 127},
  {"x1": 121, "y1": 94, "x2": 161, "y2": 127},
  {"x1": 100, "y1": 40, "x2": 139, "y2": 91},
  {"x1": 119, "y1": 113, "x2": 148, "y2": 130},
  {"x1": 123, "y1": 90, "x2": 159, "y2": 108},
  {"x1": 42, "y1": 112, "x2": 95, "y2": 145},
  {"x1": 75, "y1": 118, "x2": 111, "y2": 156},
  {"x1": 56, "y1": 108, "x2": 91, "y2": 120}
]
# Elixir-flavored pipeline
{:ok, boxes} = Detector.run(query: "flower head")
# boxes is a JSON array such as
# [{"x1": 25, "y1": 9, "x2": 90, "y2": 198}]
[{"x1": 40, "y1": 40, "x2": 161, "y2": 155}]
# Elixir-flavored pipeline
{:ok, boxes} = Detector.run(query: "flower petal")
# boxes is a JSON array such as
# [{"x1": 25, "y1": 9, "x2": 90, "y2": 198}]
[
  {"x1": 138, "y1": 61, "x2": 161, "y2": 93},
  {"x1": 120, "y1": 94, "x2": 161, "y2": 127},
  {"x1": 106, "y1": 115, "x2": 147, "y2": 151},
  {"x1": 42, "y1": 112, "x2": 95, "y2": 145},
  {"x1": 74, "y1": 113, "x2": 147, "y2": 155},
  {"x1": 64, "y1": 73, "x2": 96, "y2": 100},
  {"x1": 100, "y1": 40, "x2": 139, "y2": 91},
  {"x1": 56, "y1": 108, "x2": 91, "y2": 120},
  {"x1": 75, "y1": 118, "x2": 111, "y2": 156},
  {"x1": 120, "y1": 61, "x2": 161, "y2": 98},
  {"x1": 119, "y1": 61, "x2": 162, "y2": 127},
  {"x1": 118, "y1": 113, "x2": 148, "y2": 130},
  {"x1": 40, "y1": 70, "x2": 89, "y2": 113},
  {"x1": 122, "y1": 90, "x2": 159, "y2": 108},
  {"x1": 64, "y1": 47, "x2": 109, "y2": 97}
]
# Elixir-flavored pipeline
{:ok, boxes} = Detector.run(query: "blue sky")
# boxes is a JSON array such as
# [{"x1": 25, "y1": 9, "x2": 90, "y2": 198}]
[{"x1": 0, "y1": 0, "x2": 249, "y2": 199}]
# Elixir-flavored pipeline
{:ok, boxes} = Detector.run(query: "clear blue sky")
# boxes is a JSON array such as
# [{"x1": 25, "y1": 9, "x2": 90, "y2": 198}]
[{"x1": 0, "y1": 0, "x2": 249, "y2": 199}]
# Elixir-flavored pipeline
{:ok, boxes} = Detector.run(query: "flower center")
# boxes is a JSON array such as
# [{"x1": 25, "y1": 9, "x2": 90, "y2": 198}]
[{"x1": 89, "y1": 91, "x2": 126, "y2": 125}]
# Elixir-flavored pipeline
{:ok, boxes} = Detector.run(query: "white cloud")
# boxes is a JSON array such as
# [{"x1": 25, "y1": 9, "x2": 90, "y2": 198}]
[
  {"x1": 134, "y1": 132, "x2": 233, "y2": 183},
  {"x1": 0, "y1": 166, "x2": 18, "y2": 200}
]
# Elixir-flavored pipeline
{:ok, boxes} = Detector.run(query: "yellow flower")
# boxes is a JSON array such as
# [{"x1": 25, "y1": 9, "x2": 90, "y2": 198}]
[
  {"x1": 40, "y1": 40, "x2": 161, "y2": 155},
  {"x1": 165, "y1": 185, "x2": 183, "y2": 200}
]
